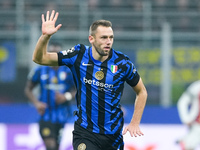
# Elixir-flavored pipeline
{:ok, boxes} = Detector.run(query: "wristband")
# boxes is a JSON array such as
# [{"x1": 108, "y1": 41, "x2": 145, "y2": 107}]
[{"x1": 64, "y1": 92, "x2": 72, "y2": 101}]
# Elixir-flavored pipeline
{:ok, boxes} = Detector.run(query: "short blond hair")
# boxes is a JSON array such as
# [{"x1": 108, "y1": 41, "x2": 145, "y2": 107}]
[{"x1": 89, "y1": 20, "x2": 112, "y2": 36}]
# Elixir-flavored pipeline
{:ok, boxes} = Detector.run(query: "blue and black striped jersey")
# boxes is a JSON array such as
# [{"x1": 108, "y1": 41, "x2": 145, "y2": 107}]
[
  {"x1": 58, "y1": 44, "x2": 140, "y2": 134},
  {"x1": 28, "y1": 66, "x2": 74, "y2": 124}
]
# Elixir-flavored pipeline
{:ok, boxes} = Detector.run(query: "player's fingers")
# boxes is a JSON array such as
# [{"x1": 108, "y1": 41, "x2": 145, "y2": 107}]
[
  {"x1": 46, "y1": 11, "x2": 49, "y2": 21},
  {"x1": 129, "y1": 131, "x2": 135, "y2": 137},
  {"x1": 56, "y1": 24, "x2": 62, "y2": 31},
  {"x1": 134, "y1": 130, "x2": 143, "y2": 137},
  {"x1": 50, "y1": 10, "x2": 55, "y2": 21},
  {"x1": 53, "y1": 12, "x2": 59, "y2": 22},
  {"x1": 122, "y1": 127, "x2": 127, "y2": 135},
  {"x1": 41, "y1": 14, "x2": 45, "y2": 23},
  {"x1": 139, "y1": 130, "x2": 144, "y2": 136}
]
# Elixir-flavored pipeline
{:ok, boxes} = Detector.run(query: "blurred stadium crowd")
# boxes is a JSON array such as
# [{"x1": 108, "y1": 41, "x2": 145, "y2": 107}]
[
  {"x1": 1, "y1": 0, "x2": 200, "y2": 32},
  {"x1": 1, "y1": 0, "x2": 200, "y2": 105}
]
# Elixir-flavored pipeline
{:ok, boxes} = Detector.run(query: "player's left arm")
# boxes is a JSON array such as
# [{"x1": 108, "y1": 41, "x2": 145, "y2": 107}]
[{"x1": 123, "y1": 77, "x2": 147, "y2": 137}]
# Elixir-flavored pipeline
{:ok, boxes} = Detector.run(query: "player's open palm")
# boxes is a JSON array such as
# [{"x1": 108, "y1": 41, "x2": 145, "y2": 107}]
[
  {"x1": 122, "y1": 123, "x2": 144, "y2": 137},
  {"x1": 41, "y1": 10, "x2": 62, "y2": 36}
]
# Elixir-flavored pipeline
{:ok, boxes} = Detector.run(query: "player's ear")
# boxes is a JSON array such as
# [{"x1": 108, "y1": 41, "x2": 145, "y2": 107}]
[{"x1": 88, "y1": 35, "x2": 94, "y2": 44}]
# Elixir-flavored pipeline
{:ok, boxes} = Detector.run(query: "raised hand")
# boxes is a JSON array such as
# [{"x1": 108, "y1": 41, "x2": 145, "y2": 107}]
[{"x1": 41, "y1": 10, "x2": 62, "y2": 36}]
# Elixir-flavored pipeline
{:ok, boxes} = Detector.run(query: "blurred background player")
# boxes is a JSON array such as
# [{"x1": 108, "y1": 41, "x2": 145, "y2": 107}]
[
  {"x1": 177, "y1": 80, "x2": 200, "y2": 150},
  {"x1": 24, "y1": 42, "x2": 75, "y2": 150}
]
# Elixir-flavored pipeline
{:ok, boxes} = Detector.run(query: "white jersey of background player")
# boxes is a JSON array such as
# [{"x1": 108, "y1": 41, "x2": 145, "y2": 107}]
[{"x1": 177, "y1": 80, "x2": 200, "y2": 150}]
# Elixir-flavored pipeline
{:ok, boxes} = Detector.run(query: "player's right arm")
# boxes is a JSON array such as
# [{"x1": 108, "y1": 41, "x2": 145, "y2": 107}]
[
  {"x1": 24, "y1": 80, "x2": 47, "y2": 115},
  {"x1": 32, "y1": 10, "x2": 62, "y2": 66}
]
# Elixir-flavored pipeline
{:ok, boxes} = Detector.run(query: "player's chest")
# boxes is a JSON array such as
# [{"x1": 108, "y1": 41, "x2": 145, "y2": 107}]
[
  {"x1": 79, "y1": 62, "x2": 126, "y2": 84},
  {"x1": 40, "y1": 71, "x2": 67, "y2": 84}
]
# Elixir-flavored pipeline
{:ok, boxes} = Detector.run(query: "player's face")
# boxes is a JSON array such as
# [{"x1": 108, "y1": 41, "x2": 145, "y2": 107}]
[{"x1": 90, "y1": 26, "x2": 114, "y2": 56}]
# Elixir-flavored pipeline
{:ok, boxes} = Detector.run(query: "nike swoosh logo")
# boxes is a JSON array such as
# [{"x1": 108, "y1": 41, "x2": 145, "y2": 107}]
[{"x1": 82, "y1": 62, "x2": 92, "y2": 66}]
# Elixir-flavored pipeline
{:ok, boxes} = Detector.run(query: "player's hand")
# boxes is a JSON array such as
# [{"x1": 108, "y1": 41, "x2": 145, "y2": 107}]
[
  {"x1": 122, "y1": 123, "x2": 144, "y2": 137},
  {"x1": 35, "y1": 101, "x2": 47, "y2": 115},
  {"x1": 41, "y1": 10, "x2": 62, "y2": 36},
  {"x1": 55, "y1": 92, "x2": 66, "y2": 104}
]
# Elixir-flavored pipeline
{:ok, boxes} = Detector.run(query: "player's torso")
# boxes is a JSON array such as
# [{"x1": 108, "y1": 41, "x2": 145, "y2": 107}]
[
  {"x1": 75, "y1": 47, "x2": 128, "y2": 103},
  {"x1": 39, "y1": 67, "x2": 68, "y2": 93},
  {"x1": 59, "y1": 44, "x2": 134, "y2": 133},
  {"x1": 38, "y1": 67, "x2": 69, "y2": 104},
  {"x1": 37, "y1": 67, "x2": 70, "y2": 123},
  {"x1": 72, "y1": 46, "x2": 129, "y2": 134}
]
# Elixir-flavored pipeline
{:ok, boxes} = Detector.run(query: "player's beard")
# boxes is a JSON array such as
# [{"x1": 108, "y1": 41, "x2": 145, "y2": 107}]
[{"x1": 93, "y1": 43, "x2": 111, "y2": 56}]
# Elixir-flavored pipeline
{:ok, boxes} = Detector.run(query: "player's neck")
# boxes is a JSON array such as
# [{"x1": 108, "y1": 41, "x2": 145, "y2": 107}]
[{"x1": 91, "y1": 48, "x2": 109, "y2": 62}]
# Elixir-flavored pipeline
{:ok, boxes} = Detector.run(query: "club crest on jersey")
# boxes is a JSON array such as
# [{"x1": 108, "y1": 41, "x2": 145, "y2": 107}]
[
  {"x1": 111, "y1": 65, "x2": 118, "y2": 73},
  {"x1": 95, "y1": 71, "x2": 104, "y2": 80},
  {"x1": 42, "y1": 127, "x2": 51, "y2": 137},
  {"x1": 77, "y1": 143, "x2": 86, "y2": 150},
  {"x1": 51, "y1": 77, "x2": 58, "y2": 83}
]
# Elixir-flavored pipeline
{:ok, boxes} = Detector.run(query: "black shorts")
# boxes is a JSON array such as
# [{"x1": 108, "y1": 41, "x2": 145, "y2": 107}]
[
  {"x1": 72, "y1": 123, "x2": 124, "y2": 150},
  {"x1": 39, "y1": 120, "x2": 64, "y2": 143}
]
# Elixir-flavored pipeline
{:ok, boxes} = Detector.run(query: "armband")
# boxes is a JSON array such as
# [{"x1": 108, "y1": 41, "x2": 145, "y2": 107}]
[{"x1": 64, "y1": 92, "x2": 72, "y2": 101}]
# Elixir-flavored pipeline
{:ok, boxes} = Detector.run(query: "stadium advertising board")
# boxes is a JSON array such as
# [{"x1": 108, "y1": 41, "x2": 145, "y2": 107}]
[{"x1": 1, "y1": 123, "x2": 199, "y2": 150}]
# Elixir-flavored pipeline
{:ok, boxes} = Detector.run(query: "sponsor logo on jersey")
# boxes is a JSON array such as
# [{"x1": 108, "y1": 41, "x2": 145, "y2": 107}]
[
  {"x1": 45, "y1": 84, "x2": 65, "y2": 91},
  {"x1": 83, "y1": 77, "x2": 113, "y2": 89}
]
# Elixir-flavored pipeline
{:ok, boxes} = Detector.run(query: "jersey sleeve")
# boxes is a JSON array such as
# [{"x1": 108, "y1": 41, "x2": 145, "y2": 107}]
[
  {"x1": 57, "y1": 44, "x2": 80, "y2": 67},
  {"x1": 27, "y1": 67, "x2": 40, "y2": 83},
  {"x1": 125, "y1": 60, "x2": 140, "y2": 87}
]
